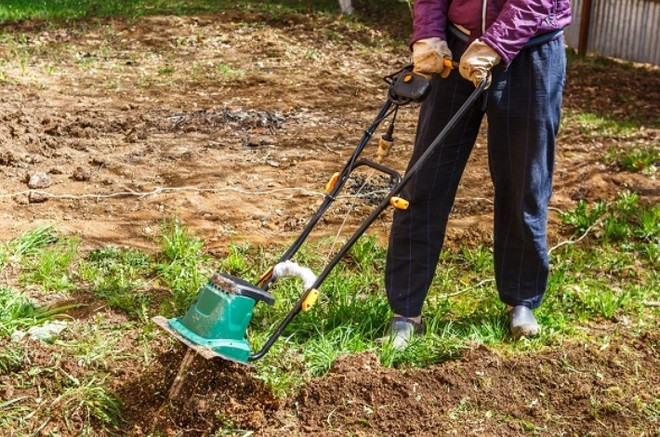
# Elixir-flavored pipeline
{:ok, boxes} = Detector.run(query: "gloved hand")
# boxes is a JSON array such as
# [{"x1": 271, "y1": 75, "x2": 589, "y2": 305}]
[
  {"x1": 459, "y1": 39, "x2": 501, "y2": 88},
  {"x1": 412, "y1": 37, "x2": 453, "y2": 79}
]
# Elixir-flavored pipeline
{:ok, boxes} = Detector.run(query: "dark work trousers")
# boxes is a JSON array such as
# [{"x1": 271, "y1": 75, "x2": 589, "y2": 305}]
[{"x1": 385, "y1": 35, "x2": 567, "y2": 318}]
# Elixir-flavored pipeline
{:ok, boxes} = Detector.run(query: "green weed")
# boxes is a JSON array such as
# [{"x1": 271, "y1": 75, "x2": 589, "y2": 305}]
[
  {"x1": 380, "y1": 322, "x2": 465, "y2": 368},
  {"x1": 155, "y1": 219, "x2": 209, "y2": 314},
  {"x1": 346, "y1": 234, "x2": 386, "y2": 270},
  {"x1": 634, "y1": 395, "x2": 660, "y2": 423},
  {"x1": 326, "y1": 30, "x2": 343, "y2": 41},
  {"x1": 79, "y1": 247, "x2": 153, "y2": 320},
  {"x1": 219, "y1": 242, "x2": 253, "y2": 276},
  {"x1": 0, "y1": 225, "x2": 57, "y2": 269},
  {"x1": 0, "y1": 286, "x2": 62, "y2": 337},
  {"x1": 605, "y1": 144, "x2": 659, "y2": 175},
  {"x1": 49, "y1": 375, "x2": 123, "y2": 429},
  {"x1": 157, "y1": 65, "x2": 175, "y2": 75},
  {"x1": 548, "y1": 193, "x2": 659, "y2": 325},
  {"x1": 20, "y1": 236, "x2": 80, "y2": 292},
  {"x1": 560, "y1": 192, "x2": 659, "y2": 245},
  {"x1": 564, "y1": 112, "x2": 638, "y2": 138},
  {"x1": 0, "y1": 397, "x2": 32, "y2": 430},
  {"x1": 254, "y1": 352, "x2": 305, "y2": 398},
  {"x1": 65, "y1": 324, "x2": 124, "y2": 370},
  {"x1": 215, "y1": 63, "x2": 241, "y2": 77},
  {"x1": 559, "y1": 199, "x2": 606, "y2": 233},
  {"x1": 0, "y1": 346, "x2": 27, "y2": 374}
]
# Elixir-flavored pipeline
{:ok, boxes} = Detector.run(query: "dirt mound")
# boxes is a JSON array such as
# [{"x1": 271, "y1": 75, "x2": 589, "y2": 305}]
[
  {"x1": 5, "y1": 330, "x2": 655, "y2": 436},
  {"x1": 281, "y1": 332, "x2": 659, "y2": 436},
  {"x1": 118, "y1": 349, "x2": 280, "y2": 436}
]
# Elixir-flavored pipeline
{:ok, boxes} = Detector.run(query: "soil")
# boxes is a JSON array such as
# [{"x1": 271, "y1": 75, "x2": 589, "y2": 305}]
[
  {"x1": 6, "y1": 328, "x2": 659, "y2": 436},
  {"x1": 0, "y1": 9, "x2": 658, "y2": 437}
]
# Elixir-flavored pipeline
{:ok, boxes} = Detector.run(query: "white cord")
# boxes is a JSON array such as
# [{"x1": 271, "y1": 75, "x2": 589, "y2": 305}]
[
  {"x1": 271, "y1": 260, "x2": 318, "y2": 291},
  {"x1": 0, "y1": 186, "x2": 498, "y2": 205},
  {"x1": 0, "y1": 186, "x2": 323, "y2": 200},
  {"x1": 548, "y1": 217, "x2": 604, "y2": 254}
]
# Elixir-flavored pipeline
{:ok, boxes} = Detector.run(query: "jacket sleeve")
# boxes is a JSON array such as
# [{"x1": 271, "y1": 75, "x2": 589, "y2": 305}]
[
  {"x1": 410, "y1": 0, "x2": 450, "y2": 47},
  {"x1": 481, "y1": 0, "x2": 559, "y2": 65}
]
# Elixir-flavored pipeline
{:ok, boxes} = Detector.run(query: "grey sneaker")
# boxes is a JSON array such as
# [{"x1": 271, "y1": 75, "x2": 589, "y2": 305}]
[
  {"x1": 385, "y1": 317, "x2": 426, "y2": 350},
  {"x1": 508, "y1": 306, "x2": 540, "y2": 339}
]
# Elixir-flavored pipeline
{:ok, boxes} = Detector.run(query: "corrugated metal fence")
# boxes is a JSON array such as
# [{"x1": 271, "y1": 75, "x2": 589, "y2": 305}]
[{"x1": 565, "y1": 0, "x2": 660, "y2": 65}]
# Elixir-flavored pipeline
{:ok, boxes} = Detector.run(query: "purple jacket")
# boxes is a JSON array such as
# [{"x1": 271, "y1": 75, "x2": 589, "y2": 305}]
[{"x1": 412, "y1": 0, "x2": 572, "y2": 64}]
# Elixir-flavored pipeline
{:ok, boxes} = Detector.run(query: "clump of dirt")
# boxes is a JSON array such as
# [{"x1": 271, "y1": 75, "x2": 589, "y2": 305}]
[{"x1": 118, "y1": 349, "x2": 281, "y2": 436}]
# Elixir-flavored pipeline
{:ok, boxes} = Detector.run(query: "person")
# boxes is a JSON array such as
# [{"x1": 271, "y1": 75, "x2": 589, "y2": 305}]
[{"x1": 385, "y1": 0, "x2": 572, "y2": 348}]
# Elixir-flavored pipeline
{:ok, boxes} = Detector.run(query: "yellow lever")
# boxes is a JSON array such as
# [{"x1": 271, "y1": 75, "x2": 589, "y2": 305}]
[
  {"x1": 302, "y1": 289, "x2": 320, "y2": 312},
  {"x1": 390, "y1": 196, "x2": 409, "y2": 210},
  {"x1": 325, "y1": 172, "x2": 340, "y2": 193}
]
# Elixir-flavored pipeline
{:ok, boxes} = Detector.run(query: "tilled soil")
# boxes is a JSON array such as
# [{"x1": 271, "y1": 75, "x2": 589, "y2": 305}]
[
  {"x1": 6, "y1": 327, "x2": 659, "y2": 436},
  {"x1": 2, "y1": 13, "x2": 655, "y2": 251},
  {"x1": 0, "y1": 9, "x2": 658, "y2": 437}
]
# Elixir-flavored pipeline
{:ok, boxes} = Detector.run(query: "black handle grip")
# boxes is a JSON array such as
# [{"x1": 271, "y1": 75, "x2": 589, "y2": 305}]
[{"x1": 390, "y1": 69, "x2": 431, "y2": 103}]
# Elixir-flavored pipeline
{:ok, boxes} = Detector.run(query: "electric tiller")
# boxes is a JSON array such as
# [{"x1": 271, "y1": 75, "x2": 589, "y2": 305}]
[{"x1": 153, "y1": 62, "x2": 487, "y2": 364}]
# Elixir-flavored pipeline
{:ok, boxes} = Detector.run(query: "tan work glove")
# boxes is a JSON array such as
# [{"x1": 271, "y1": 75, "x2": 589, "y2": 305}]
[
  {"x1": 412, "y1": 37, "x2": 453, "y2": 79},
  {"x1": 459, "y1": 39, "x2": 501, "y2": 88}
]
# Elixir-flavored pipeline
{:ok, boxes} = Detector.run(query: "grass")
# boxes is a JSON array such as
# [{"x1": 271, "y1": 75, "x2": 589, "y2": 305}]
[
  {"x1": 0, "y1": 227, "x2": 75, "y2": 340},
  {"x1": 0, "y1": 222, "x2": 209, "y2": 434},
  {"x1": 155, "y1": 218, "x2": 210, "y2": 315},
  {"x1": 0, "y1": 225, "x2": 57, "y2": 267},
  {"x1": 0, "y1": 0, "x2": 219, "y2": 22},
  {"x1": 0, "y1": 286, "x2": 55, "y2": 336},
  {"x1": 215, "y1": 63, "x2": 242, "y2": 77},
  {"x1": 0, "y1": 0, "x2": 354, "y2": 23},
  {"x1": 157, "y1": 65, "x2": 175, "y2": 75},
  {"x1": 559, "y1": 191, "x2": 659, "y2": 248},
  {"x1": 248, "y1": 192, "x2": 658, "y2": 390},
  {"x1": 49, "y1": 375, "x2": 123, "y2": 429},
  {"x1": 0, "y1": 0, "x2": 414, "y2": 54},
  {"x1": 1, "y1": 191, "x2": 657, "y2": 401},
  {"x1": 563, "y1": 111, "x2": 640, "y2": 138},
  {"x1": 20, "y1": 236, "x2": 80, "y2": 292},
  {"x1": 79, "y1": 246, "x2": 153, "y2": 321},
  {"x1": 605, "y1": 144, "x2": 659, "y2": 175},
  {"x1": 546, "y1": 193, "x2": 659, "y2": 334}
]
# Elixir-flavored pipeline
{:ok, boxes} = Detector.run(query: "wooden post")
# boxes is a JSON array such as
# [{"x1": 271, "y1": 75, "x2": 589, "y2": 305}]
[{"x1": 578, "y1": 0, "x2": 593, "y2": 56}]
